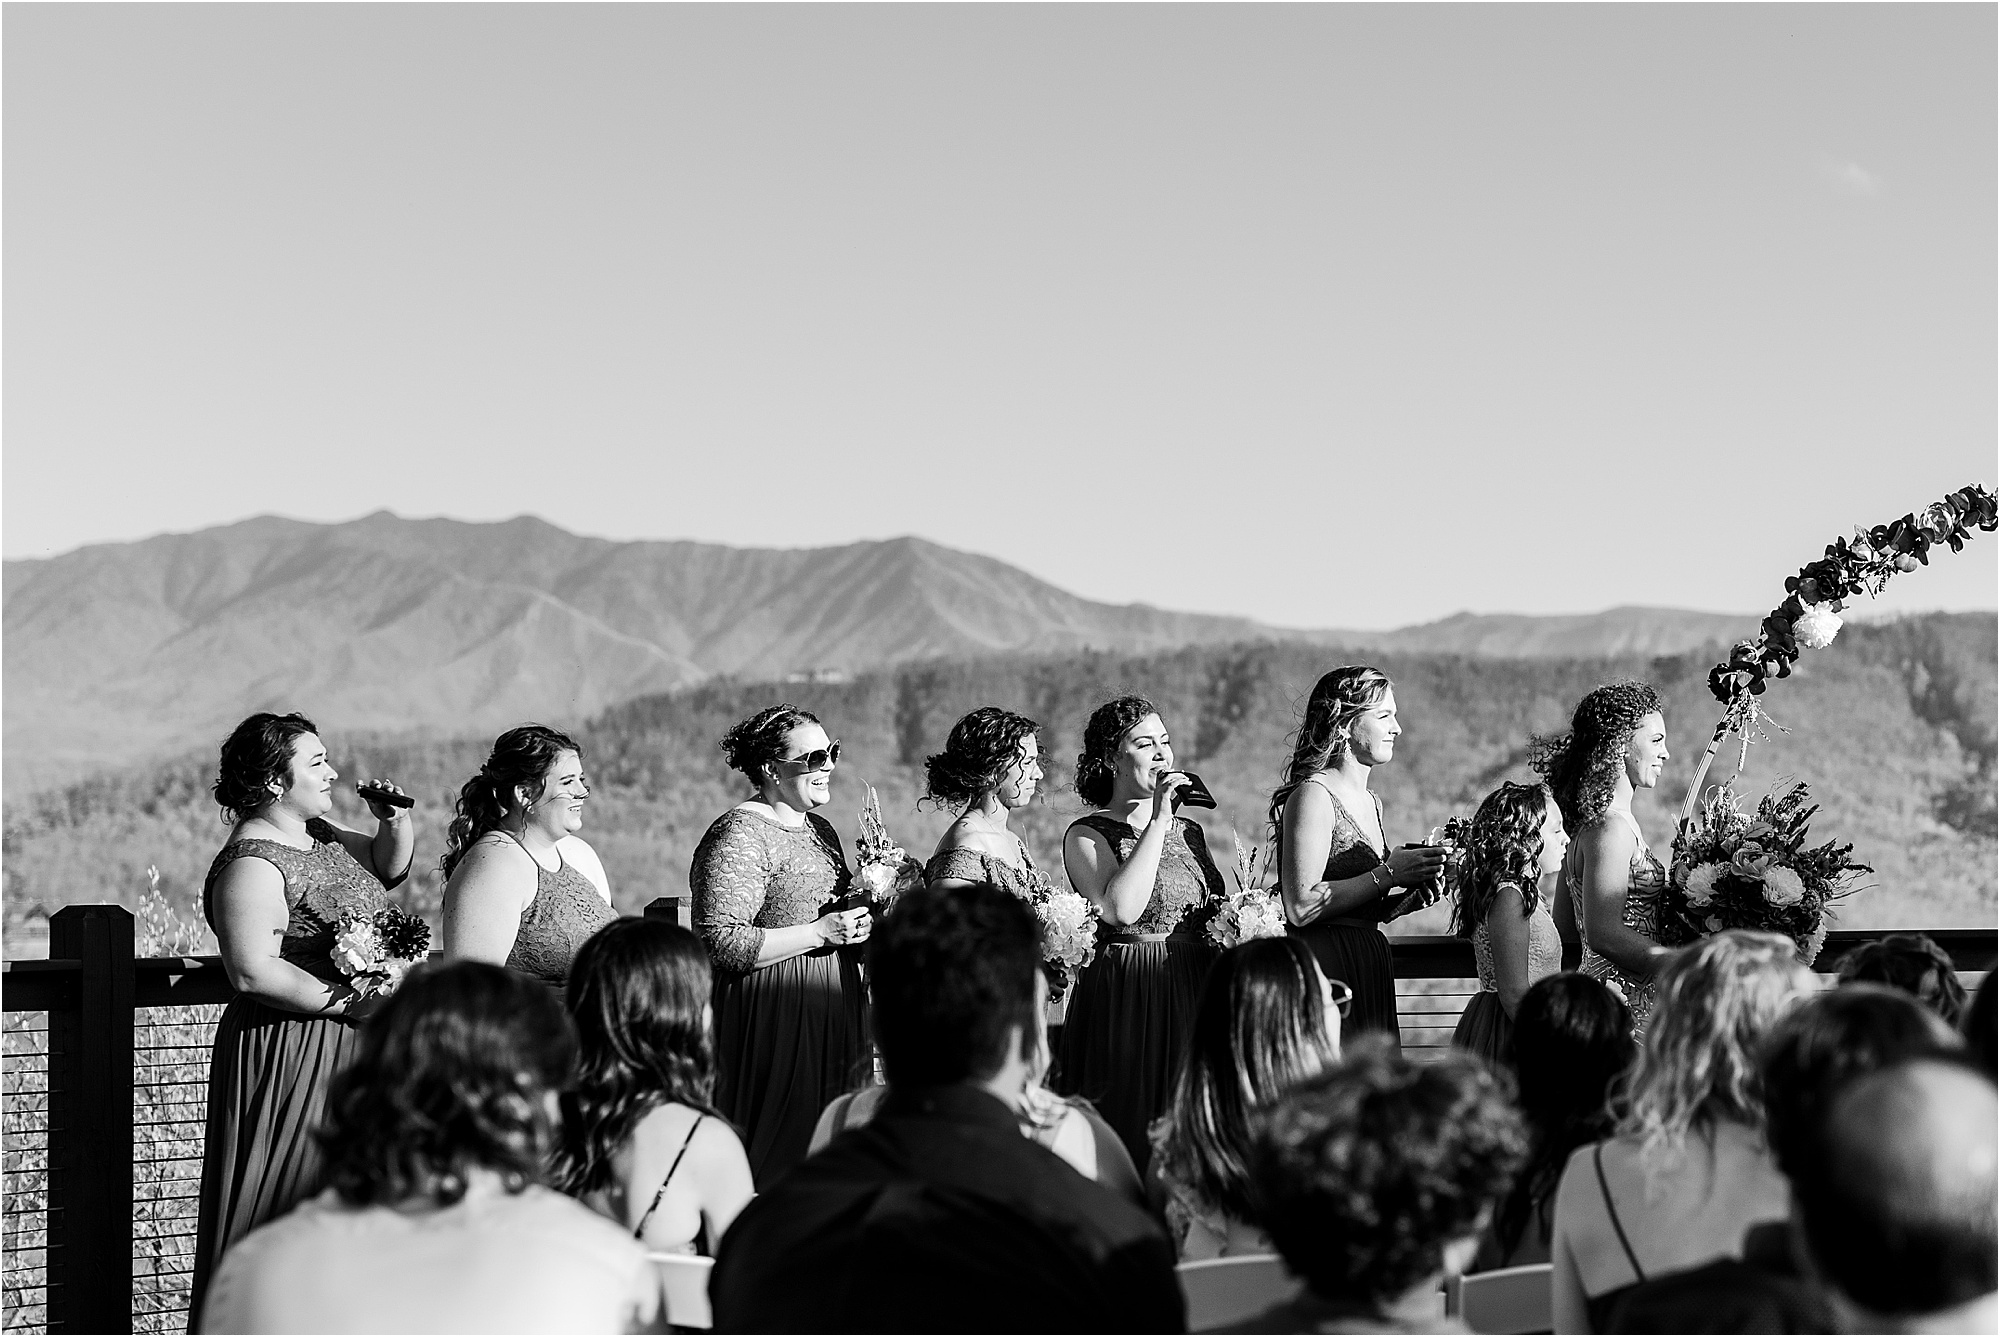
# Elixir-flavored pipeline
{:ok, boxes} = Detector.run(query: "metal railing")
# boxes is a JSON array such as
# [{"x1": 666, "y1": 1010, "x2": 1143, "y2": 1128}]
[{"x1": 1, "y1": 902, "x2": 1990, "y2": 1333}]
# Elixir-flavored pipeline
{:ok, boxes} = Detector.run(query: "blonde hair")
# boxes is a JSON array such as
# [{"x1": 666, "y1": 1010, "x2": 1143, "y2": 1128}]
[{"x1": 1618, "y1": 930, "x2": 1814, "y2": 1160}]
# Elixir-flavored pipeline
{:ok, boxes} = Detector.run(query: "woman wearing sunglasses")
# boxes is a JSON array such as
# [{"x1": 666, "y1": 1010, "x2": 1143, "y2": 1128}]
[{"x1": 690, "y1": 704, "x2": 871, "y2": 1188}]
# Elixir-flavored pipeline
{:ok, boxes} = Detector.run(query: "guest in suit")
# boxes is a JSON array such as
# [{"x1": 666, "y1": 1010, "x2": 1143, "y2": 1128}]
[{"x1": 711, "y1": 881, "x2": 1184, "y2": 1334}]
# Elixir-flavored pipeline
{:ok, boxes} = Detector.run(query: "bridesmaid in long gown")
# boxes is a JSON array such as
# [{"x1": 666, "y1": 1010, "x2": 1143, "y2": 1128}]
[
  {"x1": 191, "y1": 713, "x2": 415, "y2": 1326},
  {"x1": 1536, "y1": 682, "x2": 1673, "y2": 1031},
  {"x1": 923, "y1": 706, "x2": 1048, "y2": 904},
  {"x1": 1055, "y1": 695, "x2": 1223, "y2": 1173},
  {"x1": 1450, "y1": 782, "x2": 1569, "y2": 1067},
  {"x1": 691, "y1": 704, "x2": 873, "y2": 1189},
  {"x1": 1273, "y1": 668, "x2": 1446, "y2": 1048}
]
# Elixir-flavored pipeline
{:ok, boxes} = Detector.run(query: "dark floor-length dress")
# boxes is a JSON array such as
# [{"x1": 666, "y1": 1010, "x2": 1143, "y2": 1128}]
[
  {"x1": 1052, "y1": 813, "x2": 1222, "y2": 1175},
  {"x1": 691, "y1": 807, "x2": 870, "y2": 1190},
  {"x1": 190, "y1": 818, "x2": 392, "y2": 1327},
  {"x1": 1285, "y1": 780, "x2": 1401, "y2": 1048}
]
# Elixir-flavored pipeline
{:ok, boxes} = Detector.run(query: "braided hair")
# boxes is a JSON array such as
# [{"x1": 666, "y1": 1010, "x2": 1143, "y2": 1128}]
[
  {"x1": 1075, "y1": 696, "x2": 1159, "y2": 808},
  {"x1": 1531, "y1": 682, "x2": 1664, "y2": 832},
  {"x1": 1451, "y1": 782, "x2": 1554, "y2": 937},
  {"x1": 1267, "y1": 667, "x2": 1393, "y2": 838},
  {"x1": 441, "y1": 725, "x2": 581, "y2": 881}
]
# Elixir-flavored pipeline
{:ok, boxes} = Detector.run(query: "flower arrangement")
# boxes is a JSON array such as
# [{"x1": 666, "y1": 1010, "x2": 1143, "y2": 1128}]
[
  {"x1": 1206, "y1": 832, "x2": 1287, "y2": 950},
  {"x1": 851, "y1": 785, "x2": 926, "y2": 912},
  {"x1": 1662, "y1": 779, "x2": 1870, "y2": 966},
  {"x1": 1023, "y1": 865, "x2": 1100, "y2": 997},
  {"x1": 331, "y1": 905, "x2": 432, "y2": 998}
]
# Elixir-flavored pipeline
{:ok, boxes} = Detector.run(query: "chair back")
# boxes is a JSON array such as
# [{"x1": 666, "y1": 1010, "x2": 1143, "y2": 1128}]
[
  {"x1": 1444, "y1": 1263, "x2": 1554, "y2": 1334},
  {"x1": 649, "y1": 1252, "x2": 715, "y2": 1331},
  {"x1": 1177, "y1": 1254, "x2": 1302, "y2": 1332}
]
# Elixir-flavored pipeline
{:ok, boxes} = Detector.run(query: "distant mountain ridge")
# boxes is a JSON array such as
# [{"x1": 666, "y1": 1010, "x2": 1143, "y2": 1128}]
[{"x1": 3, "y1": 511, "x2": 1753, "y2": 790}]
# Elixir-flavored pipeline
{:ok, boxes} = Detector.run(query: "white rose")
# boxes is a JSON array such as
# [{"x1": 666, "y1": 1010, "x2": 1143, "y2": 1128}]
[
  {"x1": 1761, "y1": 866, "x2": 1807, "y2": 908},
  {"x1": 1793, "y1": 604, "x2": 1844, "y2": 650},
  {"x1": 1682, "y1": 864, "x2": 1721, "y2": 907}
]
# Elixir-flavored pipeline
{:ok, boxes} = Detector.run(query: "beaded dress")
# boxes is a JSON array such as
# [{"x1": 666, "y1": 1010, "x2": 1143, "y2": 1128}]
[
  {"x1": 1451, "y1": 882, "x2": 1562, "y2": 1066},
  {"x1": 1577, "y1": 810, "x2": 1668, "y2": 1032}
]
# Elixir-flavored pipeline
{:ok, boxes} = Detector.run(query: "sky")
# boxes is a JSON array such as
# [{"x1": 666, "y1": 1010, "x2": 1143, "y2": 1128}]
[{"x1": 5, "y1": 4, "x2": 1995, "y2": 630}]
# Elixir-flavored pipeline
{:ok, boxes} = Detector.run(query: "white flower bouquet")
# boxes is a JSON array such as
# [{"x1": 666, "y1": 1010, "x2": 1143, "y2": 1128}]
[
  {"x1": 1027, "y1": 868, "x2": 1100, "y2": 997},
  {"x1": 1206, "y1": 832, "x2": 1288, "y2": 950},
  {"x1": 850, "y1": 785, "x2": 926, "y2": 912},
  {"x1": 332, "y1": 905, "x2": 431, "y2": 999}
]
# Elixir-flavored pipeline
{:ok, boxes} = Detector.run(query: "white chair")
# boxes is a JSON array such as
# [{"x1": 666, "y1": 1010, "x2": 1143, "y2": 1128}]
[
  {"x1": 1178, "y1": 1254, "x2": 1302, "y2": 1332},
  {"x1": 1445, "y1": 1263, "x2": 1553, "y2": 1334},
  {"x1": 649, "y1": 1252, "x2": 715, "y2": 1331}
]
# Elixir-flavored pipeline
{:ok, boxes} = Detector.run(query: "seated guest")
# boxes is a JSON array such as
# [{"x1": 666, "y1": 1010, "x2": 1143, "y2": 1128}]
[
  {"x1": 201, "y1": 961, "x2": 660, "y2": 1334},
  {"x1": 554, "y1": 918, "x2": 755, "y2": 1254},
  {"x1": 1474, "y1": 973, "x2": 1634, "y2": 1271},
  {"x1": 1962, "y1": 970, "x2": 1994, "y2": 1080},
  {"x1": 1794, "y1": 1060, "x2": 1997, "y2": 1333},
  {"x1": 1550, "y1": 930, "x2": 1814, "y2": 1333},
  {"x1": 1230, "y1": 1038, "x2": 1527, "y2": 1333},
  {"x1": 1837, "y1": 932, "x2": 1968, "y2": 1029},
  {"x1": 1149, "y1": 936, "x2": 1344, "y2": 1259},
  {"x1": 710, "y1": 881, "x2": 1184, "y2": 1334},
  {"x1": 1603, "y1": 983, "x2": 1964, "y2": 1333}
]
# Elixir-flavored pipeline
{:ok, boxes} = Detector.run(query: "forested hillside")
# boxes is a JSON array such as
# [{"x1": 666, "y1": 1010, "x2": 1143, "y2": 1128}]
[{"x1": 5, "y1": 614, "x2": 1991, "y2": 953}]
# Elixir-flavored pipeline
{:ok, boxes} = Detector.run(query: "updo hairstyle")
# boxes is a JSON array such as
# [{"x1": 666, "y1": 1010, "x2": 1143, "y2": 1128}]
[
  {"x1": 441, "y1": 724, "x2": 582, "y2": 880},
  {"x1": 1531, "y1": 681, "x2": 1664, "y2": 832},
  {"x1": 1267, "y1": 667, "x2": 1392, "y2": 836},
  {"x1": 1451, "y1": 782, "x2": 1555, "y2": 937},
  {"x1": 213, "y1": 712, "x2": 320, "y2": 822},
  {"x1": 1074, "y1": 696, "x2": 1158, "y2": 808},
  {"x1": 923, "y1": 707, "x2": 1041, "y2": 809},
  {"x1": 719, "y1": 704, "x2": 821, "y2": 787}
]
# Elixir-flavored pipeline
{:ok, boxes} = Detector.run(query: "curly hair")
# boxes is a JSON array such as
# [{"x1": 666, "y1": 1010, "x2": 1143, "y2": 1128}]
[
  {"x1": 553, "y1": 918, "x2": 727, "y2": 1198},
  {"x1": 1074, "y1": 696, "x2": 1159, "y2": 808},
  {"x1": 923, "y1": 707, "x2": 1040, "y2": 810},
  {"x1": 1836, "y1": 933, "x2": 1969, "y2": 1030},
  {"x1": 1267, "y1": 668, "x2": 1393, "y2": 838},
  {"x1": 719, "y1": 704, "x2": 821, "y2": 786},
  {"x1": 1250, "y1": 1038, "x2": 1527, "y2": 1308},
  {"x1": 212, "y1": 712, "x2": 320, "y2": 822},
  {"x1": 1150, "y1": 938, "x2": 1341, "y2": 1227},
  {"x1": 1618, "y1": 929, "x2": 1814, "y2": 1159},
  {"x1": 1451, "y1": 782, "x2": 1554, "y2": 937},
  {"x1": 440, "y1": 725, "x2": 581, "y2": 881},
  {"x1": 317, "y1": 961, "x2": 576, "y2": 1207},
  {"x1": 1530, "y1": 681, "x2": 1664, "y2": 832}
]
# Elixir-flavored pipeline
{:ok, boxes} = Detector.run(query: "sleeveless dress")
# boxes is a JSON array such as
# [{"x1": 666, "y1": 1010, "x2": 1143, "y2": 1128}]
[
  {"x1": 691, "y1": 808, "x2": 869, "y2": 1189},
  {"x1": 1051, "y1": 813, "x2": 1222, "y2": 1175},
  {"x1": 190, "y1": 818, "x2": 393, "y2": 1327},
  {"x1": 1577, "y1": 811, "x2": 1668, "y2": 1032},
  {"x1": 1285, "y1": 782, "x2": 1401, "y2": 1047},
  {"x1": 494, "y1": 833, "x2": 617, "y2": 1001},
  {"x1": 1451, "y1": 882, "x2": 1562, "y2": 1067}
]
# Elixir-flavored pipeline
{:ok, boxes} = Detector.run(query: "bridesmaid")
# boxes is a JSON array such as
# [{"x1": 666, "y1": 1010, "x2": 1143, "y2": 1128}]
[
  {"x1": 923, "y1": 706, "x2": 1046, "y2": 898},
  {"x1": 1273, "y1": 667, "x2": 1446, "y2": 1049},
  {"x1": 1055, "y1": 695, "x2": 1223, "y2": 1173},
  {"x1": 1449, "y1": 781, "x2": 1569, "y2": 1067},
  {"x1": 441, "y1": 725, "x2": 616, "y2": 999},
  {"x1": 690, "y1": 704, "x2": 872, "y2": 1189},
  {"x1": 1536, "y1": 681, "x2": 1673, "y2": 1031},
  {"x1": 190, "y1": 713, "x2": 415, "y2": 1325}
]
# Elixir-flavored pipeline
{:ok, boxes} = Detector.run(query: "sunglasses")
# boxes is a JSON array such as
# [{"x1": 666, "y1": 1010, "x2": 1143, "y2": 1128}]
[
  {"x1": 776, "y1": 741, "x2": 842, "y2": 774},
  {"x1": 1327, "y1": 979, "x2": 1354, "y2": 1019}
]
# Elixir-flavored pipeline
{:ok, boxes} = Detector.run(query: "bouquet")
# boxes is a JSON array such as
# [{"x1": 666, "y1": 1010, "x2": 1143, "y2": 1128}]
[
  {"x1": 1663, "y1": 780, "x2": 1871, "y2": 965},
  {"x1": 1023, "y1": 864, "x2": 1100, "y2": 998},
  {"x1": 1383, "y1": 815, "x2": 1472, "y2": 921},
  {"x1": 1206, "y1": 831, "x2": 1287, "y2": 950},
  {"x1": 850, "y1": 785, "x2": 926, "y2": 912},
  {"x1": 331, "y1": 905, "x2": 431, "y2": 999}
]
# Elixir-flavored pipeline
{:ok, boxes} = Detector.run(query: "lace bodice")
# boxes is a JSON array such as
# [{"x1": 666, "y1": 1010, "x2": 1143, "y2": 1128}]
[
  {"x1": 500, "y1": 840, "x2": 617, "y2": 985},
  {"x1": 1577, "y1": 813, "x2": 1667, "y2": 1029},
  {"x1": 1471, "y1": 883, "x2": 1563, "y2": 994},
  {"x1": 691, "y1": 808, "x2": 851, "y2": 974},
  {"x1": 1066, "y1": 814, "x2": 1222, "y2": 936},
  {"x1": 202, "y1": 818, "x2": 390, "y2": 980},
  {"x1": 925, "y1": 839, "x2": 1045, "y2": 902},
  {"x1": 1303, "y1": 780, "x2": 1393, "y2": 925}
]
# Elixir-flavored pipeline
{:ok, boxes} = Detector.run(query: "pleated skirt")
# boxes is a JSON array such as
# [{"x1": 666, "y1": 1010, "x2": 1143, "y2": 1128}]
[
  {"x1": 1290, "y1": 918, "x2": 1401, "y2": 1050},
  {"x1": 190, "y1": 995, "x2": 364, "y2": 1330},
  {"x1": 713, "y1": 947, "x2": 870, "y2": 1190},
  {"x1": 1051, "y1": 935, "x2": 1217, "y2": 1175},
  {"x1": 1451, "y1": 991, "x2": 1515, "y2": 1068}
]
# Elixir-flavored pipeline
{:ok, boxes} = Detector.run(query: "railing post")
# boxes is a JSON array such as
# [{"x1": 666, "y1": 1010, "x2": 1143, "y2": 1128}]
[
  {"x1": 46, "y1": 905, "x2": 135, "y2": 1334},
  {"x1": 645, "y1": 894, "x2": 693, "y2": 930}
]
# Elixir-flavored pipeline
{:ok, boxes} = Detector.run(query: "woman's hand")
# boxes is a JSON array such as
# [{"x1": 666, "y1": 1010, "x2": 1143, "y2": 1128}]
[
  {"x1": 816, "y1": 907, "x2": 872, "y2": 947},
  {"x1": 1146, "y1": 772, "x2": 1192, "y2": 828},
  {"x1": 1384, "y1": 843, "x2": 1447, "y2": 888}
]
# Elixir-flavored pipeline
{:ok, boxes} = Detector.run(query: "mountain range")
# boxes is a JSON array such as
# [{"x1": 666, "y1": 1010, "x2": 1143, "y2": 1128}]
[{"x1": 3, "y1": 511, "x2": 1755, "y2": 791}]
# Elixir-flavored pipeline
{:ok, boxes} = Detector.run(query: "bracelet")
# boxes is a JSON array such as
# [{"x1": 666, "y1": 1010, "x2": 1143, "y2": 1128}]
[{"x1": 1373, "y1": 866, "x2": 1391, "y2": 892}]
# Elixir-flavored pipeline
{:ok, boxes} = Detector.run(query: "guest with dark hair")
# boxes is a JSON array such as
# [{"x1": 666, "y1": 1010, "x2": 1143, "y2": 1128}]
[
  {"x1": 1273, "y1": 667, "x2": 1447, "y2": 1050},
  {"x1": 924, "y1": 706, "x2": 1048, "y2": 897},
  {"x1": 1150, "y1": 936, "x2": 1344, "y2": 1259},
  {"x1": 691, "y1": 704, "x2": 870, "y2": 1187},
  {"x1": 1533, "y1": 682, "x2": 1672, "y2": 1031},
  {"x1": 441, "y1": 725, "x2": 615, "y2": 996},
  {"x1": 1056, "y1": 694, "x2": 1225, "y2": 1172},
  {"x1": 201, "y1": 962, "x2": 659, "y2": 1334},
  {"x1": 1966, "y1": 971, "x2": 1997, "y2": 1080},
  {"x1": 1451, "y1": 781, "x2": 1570, "y2": 1067},
  {"x1": 1232, "y1": 1039, "x2": 1527, "y2": 1333},
  {"x1": 1837, "y1": 931, "x2": 1969, "y2": 1029},
  {"x1": 1550, "y1": 930, "x2": 1813, "y2": 1332},
  {"x1": 713, "y1": 881, "x2": 1183, "y2": 1333},
  {"x1": 1797, "y1": 1060, "x2": 1997, "y2": 1332},
  {"x1": 554, "y1": 918, "x2": 754, "y2": 1254},
  {"x1": 1474, "y1": 973, "x2": 1634, "y2": 1272},
  {"x1": 191, "y1": 712, "x2": 416, "y2": 1325},
  {"x1": 1603, "y1": 983, "x2": 1965, "y2": 1333}
]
